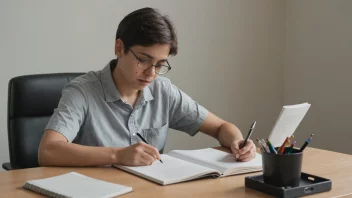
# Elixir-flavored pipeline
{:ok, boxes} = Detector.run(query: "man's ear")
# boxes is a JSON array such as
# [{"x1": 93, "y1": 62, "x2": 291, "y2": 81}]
[{"x1": 115, "y1": 39, "x2": 125, "y2": 58}]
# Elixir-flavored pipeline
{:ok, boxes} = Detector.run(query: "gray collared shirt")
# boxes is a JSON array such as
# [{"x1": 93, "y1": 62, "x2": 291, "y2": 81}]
[{"x1": 45, "y1": 59, "x2": 208, "y2": 152}]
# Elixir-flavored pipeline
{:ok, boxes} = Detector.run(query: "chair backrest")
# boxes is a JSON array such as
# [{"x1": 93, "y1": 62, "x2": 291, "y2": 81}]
[{"x1": 7, "y1": 73, "x2": 84, "y2": 169}]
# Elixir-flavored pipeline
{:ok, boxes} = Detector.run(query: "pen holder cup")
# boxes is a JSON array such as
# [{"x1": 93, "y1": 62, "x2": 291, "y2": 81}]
[{"x1": 262, "y1": 148, "x2": 302, "y2": 187}]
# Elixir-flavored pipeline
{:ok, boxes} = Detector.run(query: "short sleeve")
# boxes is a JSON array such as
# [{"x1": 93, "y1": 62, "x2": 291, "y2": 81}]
[
  {"x1": 168, "y1": 82, "x2": 208, "y2": 136},
  {"x1": 45, "y1": 82, "x2": 88, "y2": 142}
]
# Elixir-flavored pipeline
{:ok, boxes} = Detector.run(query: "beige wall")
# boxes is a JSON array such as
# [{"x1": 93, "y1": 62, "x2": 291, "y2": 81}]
[
  {"x1": 284, "y1": 0, "x2": 352, "y2": 154},
  {"x1": 0, "y1": 0, "x2": 285, "y2": 167},
  {"x1": 164, "y1": 0, "x2": 285, "y2": 151}
]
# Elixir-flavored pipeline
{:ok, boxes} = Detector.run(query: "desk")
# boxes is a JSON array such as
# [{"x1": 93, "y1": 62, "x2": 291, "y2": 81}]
[{"x1": 1, "y1": 147, "x2": 352, "y2": 198}]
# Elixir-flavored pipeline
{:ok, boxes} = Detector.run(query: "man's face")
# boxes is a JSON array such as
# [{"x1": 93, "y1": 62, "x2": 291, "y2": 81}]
[{"x1": 115, "y1": 41, "x2": 170, "y2": 90}]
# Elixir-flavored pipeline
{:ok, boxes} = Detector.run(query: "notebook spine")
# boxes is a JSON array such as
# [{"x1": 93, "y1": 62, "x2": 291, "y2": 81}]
[{"x1": 24, "y1": 182, "x2": 70, "y2": 198}]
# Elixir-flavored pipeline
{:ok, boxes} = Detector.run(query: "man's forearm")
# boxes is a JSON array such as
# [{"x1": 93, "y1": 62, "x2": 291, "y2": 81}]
[
  {"x1": 217, "y1": 122, "x2": 244, "y2": 148},
  {"x1": 38, "y1": 141, "x2": 120, "y2": 167}
]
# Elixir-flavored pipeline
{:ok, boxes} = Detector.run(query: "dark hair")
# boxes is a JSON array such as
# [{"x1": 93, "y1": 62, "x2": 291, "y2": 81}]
[{"x1": 115, "y1": 7, "x2": 178, "y2": 56}]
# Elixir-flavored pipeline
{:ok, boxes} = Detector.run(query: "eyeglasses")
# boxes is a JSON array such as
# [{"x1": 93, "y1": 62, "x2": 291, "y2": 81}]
[{"x1": 128, "y1": 48, "x2": 171, "y2": 75}]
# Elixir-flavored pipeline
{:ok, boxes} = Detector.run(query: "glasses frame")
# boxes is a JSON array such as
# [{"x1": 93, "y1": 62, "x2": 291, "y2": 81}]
[{"x1": 128, "y1": 48, "x2": 172, "y2": 75}]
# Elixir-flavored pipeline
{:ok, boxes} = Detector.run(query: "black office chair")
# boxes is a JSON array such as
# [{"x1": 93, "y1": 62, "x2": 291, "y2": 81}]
[{"x1": 2, "y1": 73, "x2": 84, "y2": 170}]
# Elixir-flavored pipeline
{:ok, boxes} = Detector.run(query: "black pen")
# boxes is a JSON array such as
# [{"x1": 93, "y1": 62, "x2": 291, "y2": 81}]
[
  {"x1": 136, "y1": 133, "x2": 163, "y2": 163},
  {"x1": 240, "y1": 121, "x2": 256, "y2": 149}
]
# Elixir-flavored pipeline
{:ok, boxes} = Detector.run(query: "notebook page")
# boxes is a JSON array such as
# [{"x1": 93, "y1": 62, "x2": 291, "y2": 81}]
[
  {"x1": 168, "y1": 148, "x2": 262, "y2": 176},
  {"x1": 115, "y1": 154, "x2": 220, "y2": 185},
  {"x1": 268, "y1": 102, "x2": 311, "y2": 147},
  {"x1": 24, "y1": 172, "x2": 132, "y2": 198}
]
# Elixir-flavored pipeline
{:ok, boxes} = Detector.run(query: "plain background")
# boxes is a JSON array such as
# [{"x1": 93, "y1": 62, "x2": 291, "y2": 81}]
[
  {"x1": 284, "y1": 0, "x2": 352, "y2": 153},
  {"x1": 0, "y1": 0, "x2": 351, "y2": 168}
]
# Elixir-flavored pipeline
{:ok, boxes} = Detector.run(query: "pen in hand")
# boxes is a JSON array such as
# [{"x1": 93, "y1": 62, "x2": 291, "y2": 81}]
[
  {"x1": 136, "y1": 133, "x2": 163, "y2": 163},
  {"x1": 240, "y1": 121, "x2": 256, "y2": 149}
]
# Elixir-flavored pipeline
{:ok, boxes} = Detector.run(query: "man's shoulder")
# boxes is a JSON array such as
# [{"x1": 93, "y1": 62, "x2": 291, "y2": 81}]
[
  {"x1": 149, "y1": 76, "x2": 171, "y2": 90},
  {"x1": 150, "y1": 76, "x2": 171, "y2": 87},
  {"x1": 68, "y1": 70, "x2": 101, "y2": 86},
  {"x1": 64, "y1": 70, "x2": 103, "y2": 95}
]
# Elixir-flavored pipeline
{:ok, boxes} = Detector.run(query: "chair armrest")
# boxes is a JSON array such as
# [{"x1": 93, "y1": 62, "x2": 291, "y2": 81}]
[{"x1": 2, "y1": 162, "x2": 13, "y2": 171}]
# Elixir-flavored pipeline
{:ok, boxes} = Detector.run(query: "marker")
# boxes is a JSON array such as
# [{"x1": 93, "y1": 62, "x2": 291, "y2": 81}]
[
  {"x1": 256, "y1": 138, "x2": 269, "y2": 153},
  {"x1": 278, "y1": 137, "x2": 289, "y2": 154},
  {"x1": 287, "y1": 141, "x2": 297, "y2": 154},
  {"x1": 260, "y1": 139, "x2": 271, "y2": 153},
  {"x1": 299, "y1": 134, "x2": 314, "y2": 152},
  {"x1": 286, "y1": 135, "x2": 295, "y2": 147},
  {"x1": 266, "y1": 140, "x2": 278, "y2": 154}
]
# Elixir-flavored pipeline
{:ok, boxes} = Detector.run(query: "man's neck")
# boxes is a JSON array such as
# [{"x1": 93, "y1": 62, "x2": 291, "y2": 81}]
[{"x1": 111, "y1": 66, "x2": 140, "y2": 108}]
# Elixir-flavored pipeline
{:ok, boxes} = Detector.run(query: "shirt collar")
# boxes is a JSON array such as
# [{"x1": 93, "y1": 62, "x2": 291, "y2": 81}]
[
  {"x1": 101, "y1": 59, "x2": 121, "y2": 102},
  {"x1": 101, "y1": 59, "x2": 154, "y2": 103},
  {"x1": 141, "y1": 85, "x2": 154, "y2": 102}
]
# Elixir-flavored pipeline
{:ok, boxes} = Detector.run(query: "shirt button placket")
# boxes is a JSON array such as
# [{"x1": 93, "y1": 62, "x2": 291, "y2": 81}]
[{"x1": 129, "y1": 112, "x2": 137, "y2": 145}]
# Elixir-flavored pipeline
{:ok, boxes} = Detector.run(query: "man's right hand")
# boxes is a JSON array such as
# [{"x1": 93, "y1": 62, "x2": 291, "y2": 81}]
[{"x1": 116, "y1": 142, "x2": 161, "y2": 166}]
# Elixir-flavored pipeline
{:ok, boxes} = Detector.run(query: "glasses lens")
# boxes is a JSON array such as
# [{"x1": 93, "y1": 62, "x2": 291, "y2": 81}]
[
  {"x1": 137, "y1": 61, "x2": 170, "y2": 75},
  {"x1": 156, "y1": 66, "x2": 169, "y2": 74},
  {"x1": 137, "y1": 61, "x2": 150, "y2": 70}
]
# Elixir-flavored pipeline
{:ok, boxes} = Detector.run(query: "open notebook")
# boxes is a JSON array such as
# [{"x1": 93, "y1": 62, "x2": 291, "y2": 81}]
[
  {"x1": 114, "y1": 148, "x2": 262, "y2": 185},
  {"x1": 23, "y1": 172, "x2": 132, "y2": 198}
]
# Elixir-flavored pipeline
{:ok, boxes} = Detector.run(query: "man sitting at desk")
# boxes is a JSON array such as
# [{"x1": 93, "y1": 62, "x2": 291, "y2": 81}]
[{"x1": 38, "y1": 7, "x2": 256, "y2": 167}]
